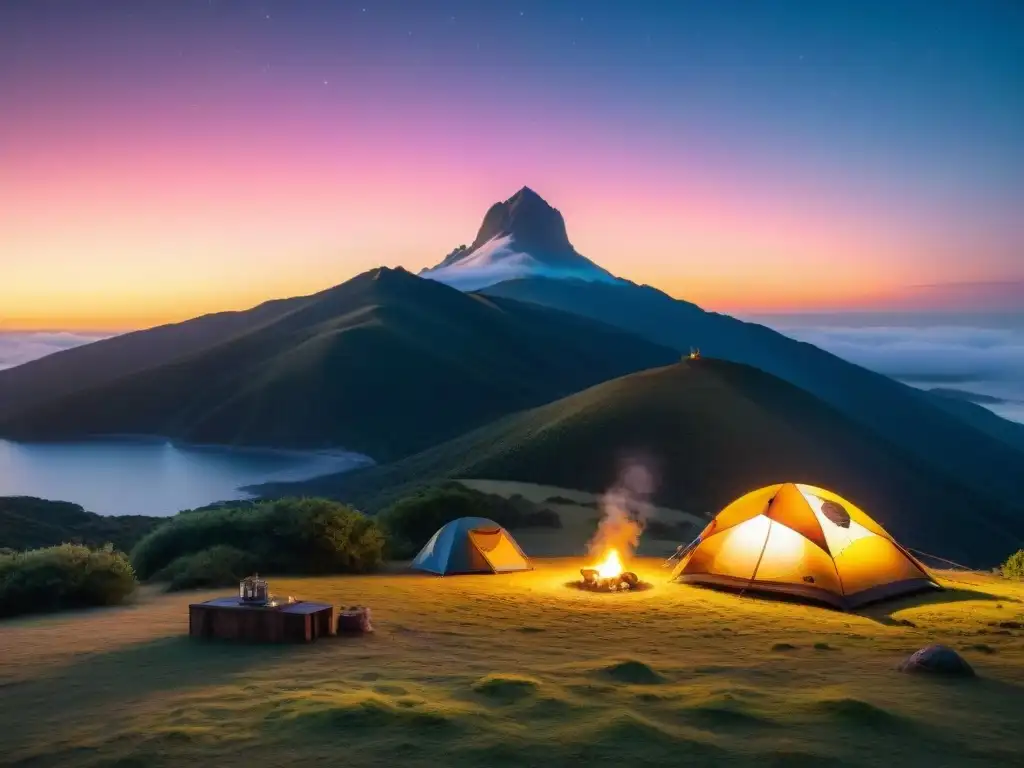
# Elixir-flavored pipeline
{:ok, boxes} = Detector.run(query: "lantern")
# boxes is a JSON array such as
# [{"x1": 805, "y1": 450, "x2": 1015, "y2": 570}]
[{"x1": 239, "y1": 574, "x2": 270, "y2": 605}]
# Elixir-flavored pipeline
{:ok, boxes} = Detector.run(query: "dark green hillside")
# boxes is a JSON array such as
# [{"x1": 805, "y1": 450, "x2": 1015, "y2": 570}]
[
  {"x1": 480, "y1": 277, "x2": 1024, "y2": 513},
  {"x1": 263, "y1": 359, "x2": 1023, "y2": 568},
  {"x1": 0, "y1": 497, "x2": 162, "y2": 552},
  {"x1": 0, "y1": 296, "x2": 310, "y2": 420},
  {"x1": 925, "y1": 389, "x2": 1024, "y2": 453},
  {"x1": 0, "y1": 268, "x2": 679, "y2": 462}
]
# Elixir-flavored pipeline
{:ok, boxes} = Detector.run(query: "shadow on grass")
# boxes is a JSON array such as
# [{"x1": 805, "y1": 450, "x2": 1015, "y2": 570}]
[
  {"x1": 859, "y1": 585, "x2": 1010, "y2": 625},
  {"x1": 13, "y1": 635, "x2": 298, "y2": 708}
]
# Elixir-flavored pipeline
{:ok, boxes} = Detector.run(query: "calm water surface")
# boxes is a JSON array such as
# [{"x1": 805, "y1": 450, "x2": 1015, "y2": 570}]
[{"x1": 0, "y1": 438, "x2": 371, "y2": 516}]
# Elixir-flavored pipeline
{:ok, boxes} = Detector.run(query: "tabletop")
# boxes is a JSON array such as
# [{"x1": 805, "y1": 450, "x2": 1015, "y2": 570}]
[{"x1": 192, "y1": 597, "x2": 333, "y2": 613}]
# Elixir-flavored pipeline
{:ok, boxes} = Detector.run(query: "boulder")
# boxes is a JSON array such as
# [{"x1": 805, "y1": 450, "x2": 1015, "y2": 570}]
[{"x1": 898, "y1": 644, "x2": 975, "y2": 677}]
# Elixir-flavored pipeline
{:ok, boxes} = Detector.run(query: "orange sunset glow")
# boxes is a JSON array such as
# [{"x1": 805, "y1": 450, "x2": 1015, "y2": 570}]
[{"x1": 2, "y1": 2, "x2": 1022, "y2": 332}]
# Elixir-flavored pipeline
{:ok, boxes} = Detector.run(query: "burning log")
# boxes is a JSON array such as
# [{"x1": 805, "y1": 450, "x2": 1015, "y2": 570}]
[
  {"x1": 577, "y1": 568, "x2": 643, "y2": 592},
  {"x1": 572, "y1": 549, "x2": 649, "y2": 592}
]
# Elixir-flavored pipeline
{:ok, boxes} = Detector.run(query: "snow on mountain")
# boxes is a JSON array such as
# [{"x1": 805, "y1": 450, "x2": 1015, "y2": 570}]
[
  {"x1": 422, "y1": 234, "x2": 613, "y2": 291},
  {"x1": 420, "y1": 187, "x2": 619, "y2": 291}
]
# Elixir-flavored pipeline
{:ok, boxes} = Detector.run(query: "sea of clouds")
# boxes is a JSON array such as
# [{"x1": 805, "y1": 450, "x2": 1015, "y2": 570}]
[
  {"x1": 0, "y1": 331, "x2": 112, "y2": 371},
  {"x1": 756, "y1": 314, "x2": 1024, "y2": 423}
]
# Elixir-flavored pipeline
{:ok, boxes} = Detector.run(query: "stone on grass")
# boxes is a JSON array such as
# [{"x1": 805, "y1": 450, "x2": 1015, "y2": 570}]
[{"x1": 898, "y1": 644, "x2": 975, "y2": 677}]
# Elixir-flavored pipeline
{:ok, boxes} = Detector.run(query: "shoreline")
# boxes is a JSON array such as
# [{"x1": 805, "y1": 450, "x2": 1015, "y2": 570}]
[
  {"x1": 0, "y1": 437, "x2": 376, "y2": 517},
  {"x1": 6, "y1": 433, "x2": 377, "y2": 466}
]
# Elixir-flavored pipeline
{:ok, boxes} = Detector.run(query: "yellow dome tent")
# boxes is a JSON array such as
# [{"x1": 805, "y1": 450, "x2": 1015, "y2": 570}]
[{"x1": 671, "y1": 483, "x2": 940, "y2": 609}]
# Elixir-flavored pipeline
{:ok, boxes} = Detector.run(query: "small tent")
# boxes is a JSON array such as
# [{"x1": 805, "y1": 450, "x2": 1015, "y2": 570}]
[
  {"x1": 671, "y1": 483, "x2": 939, "y2": 609},
  {"x1": 411, "y1": 517, "x2": 532, "y2": 575}
]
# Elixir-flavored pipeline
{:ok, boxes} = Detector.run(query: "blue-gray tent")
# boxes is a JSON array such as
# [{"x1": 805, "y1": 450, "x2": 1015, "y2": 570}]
[{"x1": 411, "y1": 517, "x2": 533, "y2": 575}]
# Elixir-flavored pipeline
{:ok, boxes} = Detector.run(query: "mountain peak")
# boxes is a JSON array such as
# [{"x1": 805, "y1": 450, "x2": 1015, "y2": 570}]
[
  {"x1": 509, "y1": 185, "x2": 544, "y2": 202},
  {"x1": 420, "y1": 187, "x2": 616, "y2": 291},
  {"x1": 471, "y1": 186, "x2": 569, "y2": 254}
]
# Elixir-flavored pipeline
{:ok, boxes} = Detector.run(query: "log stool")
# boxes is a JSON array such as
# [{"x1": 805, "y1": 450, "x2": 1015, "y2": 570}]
[{"x1": 337, "y1": 605, "x2": 373, "y2": 635}]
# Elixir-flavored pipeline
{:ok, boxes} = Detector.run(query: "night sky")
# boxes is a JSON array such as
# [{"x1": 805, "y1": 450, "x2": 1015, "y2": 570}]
[{"x1": 2, "y1": 0, "x2": 1022, "y2": 329}]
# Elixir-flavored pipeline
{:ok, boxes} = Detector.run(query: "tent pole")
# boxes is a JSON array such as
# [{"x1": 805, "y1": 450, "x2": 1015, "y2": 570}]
[{"x1": 740, "y1": 519, "x2": 773, "y2": 597}]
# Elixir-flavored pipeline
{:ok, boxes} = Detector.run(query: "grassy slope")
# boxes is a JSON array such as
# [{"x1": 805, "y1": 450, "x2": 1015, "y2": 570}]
[
  {"x1": 925, "y1": 391, "x2": 1024, "y2": 453},
  {"x1": 0, "y1": 558, "x2": 1022, "y2": 768},
  {"x1": 0, "y1": 296, "x2": 310, "y2": 421},
  {"x1": 481, "y1": 278, "x2": 1024, "y2": 513},
  {"x1": 0, "y1": 496, "x2": 162, "y2": 552},
  {"x1": 0, "y1": 268, "x2": 678, "y2": 461},
  {"x1": 263, "y1": 360, "x2": 1023, "y2": 568}
]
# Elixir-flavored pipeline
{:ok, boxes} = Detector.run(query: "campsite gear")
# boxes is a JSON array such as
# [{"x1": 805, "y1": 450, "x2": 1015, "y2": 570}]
[
  {"x1": 337, "y1": 606, "x2": 373, "y2": 635},
  {"x1": 663, "y1": 535, "x2": 702, "y2": 567},
  {"x1": 411, "y1": 517, "x2": 532, "y2": 575},
  {"x1": 190, "y1": 598, "x2": 333, "y2": 643},
  {"x1": 670, "y1": 483, "x2": 940, "y2": 610},
  {"x1": 239, "y1": 574, "x2": 270, "y2": 605}
]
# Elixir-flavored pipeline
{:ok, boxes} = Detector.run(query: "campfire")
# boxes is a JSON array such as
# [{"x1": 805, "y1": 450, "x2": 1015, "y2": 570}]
[
  {"x1": 571, "y1": 459, "x2": 656, "y2": 593},
  {"x1": 577, "y1": 548, "x2": 644, "y2": 592}
]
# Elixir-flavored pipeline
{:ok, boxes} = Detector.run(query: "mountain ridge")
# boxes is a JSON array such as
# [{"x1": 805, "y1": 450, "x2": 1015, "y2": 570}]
[
  {"x1": 481, "y1": 275, "x2": 1024, "y2": 514},
  {"x1": 0, "y1": 267, "x2": 680, "y2": 461}
]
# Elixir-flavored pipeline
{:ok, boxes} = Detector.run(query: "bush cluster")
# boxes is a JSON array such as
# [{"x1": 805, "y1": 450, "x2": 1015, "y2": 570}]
[
  {"x1": 131, "y1": 497, "x2": 385, "y2": 583},
  {"x1": 1001, "y1": 549, "x2": 1024, "y2": 580},
  {"x1": 154, "y1": 545, "x2": 257, "y2": 592},
  {"x1": 379, "y1": 483, "x2": 561, "y2": 558},
  {"x1": 0, "y1": 544, "x2": 137, "y2": 618}
]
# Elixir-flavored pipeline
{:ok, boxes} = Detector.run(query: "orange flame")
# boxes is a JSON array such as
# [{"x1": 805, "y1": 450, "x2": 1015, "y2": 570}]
[{"x1": 594, "y1": 548, "x2": 624, "y2": 580}]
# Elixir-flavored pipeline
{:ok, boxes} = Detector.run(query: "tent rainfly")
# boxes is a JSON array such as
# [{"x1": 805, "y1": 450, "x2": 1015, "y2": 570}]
[
  {"x1": 411, "y1": 517, "x2": 532, "y2": 575},
  {"x1": 670, "y1": 483, "x2": 940, "y2": 609}
]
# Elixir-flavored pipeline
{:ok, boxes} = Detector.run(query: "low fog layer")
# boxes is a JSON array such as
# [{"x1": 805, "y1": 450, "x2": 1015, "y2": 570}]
[
  {"x1": 0, "y1": 331, "x2": 111, "y2": 371},
  {"x1": 759, "y1": 315, "x2": 1024, "y2": 423}
]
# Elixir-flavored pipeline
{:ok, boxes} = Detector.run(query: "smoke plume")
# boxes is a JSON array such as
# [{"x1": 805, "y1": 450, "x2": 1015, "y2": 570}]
[{"x1": 587, "y1": 458, "x2": 656, "y2": 561}]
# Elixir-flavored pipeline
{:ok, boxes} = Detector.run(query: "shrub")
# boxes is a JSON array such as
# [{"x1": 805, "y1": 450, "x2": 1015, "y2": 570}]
[
  {"x1": 378, "y1": 483, "x2": 561, "y2": 558},
  {"x1": 0, "y1": 496, "x2": 163, "y2": 552},
  {"x1": 0, "y1": 544, "x2": 137, "y2": 618},
  {"x1": 545, "y1": 495, "x2": 578, "y2": 505},
  {"x1": 131, "y1": 498, "x2": 385, "y2": 581},
  {"x1": 521, "y1": 507, "x2": 562, "y2": 529},
  {"x1": 155, "y1": 545, "x2": 256, "y2": 592},
  {"x1": 1000, "y1": 549, "x2": 1024, "y2": 580}
]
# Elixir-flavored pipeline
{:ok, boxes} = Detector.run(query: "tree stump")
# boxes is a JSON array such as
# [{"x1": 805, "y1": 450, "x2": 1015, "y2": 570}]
[{"x1": 337, "y1": 605, "x2": 373, "y2": 635}]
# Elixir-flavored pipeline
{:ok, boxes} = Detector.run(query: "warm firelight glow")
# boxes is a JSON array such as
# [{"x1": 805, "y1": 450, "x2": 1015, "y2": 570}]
[{"x1": 594, "y1": 549, "x2": 624, "y2": 580}]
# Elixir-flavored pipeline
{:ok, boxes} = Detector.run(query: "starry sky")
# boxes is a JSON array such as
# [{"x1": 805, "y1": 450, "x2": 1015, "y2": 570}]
[{"x1": 2, "y1": 0, "x2": 1022, "y2": 330}]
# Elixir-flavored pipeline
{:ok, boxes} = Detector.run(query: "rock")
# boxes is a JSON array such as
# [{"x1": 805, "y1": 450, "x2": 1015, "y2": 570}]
[{"x1": 898, "y1": 644, "x2": 975, "y2": 677}]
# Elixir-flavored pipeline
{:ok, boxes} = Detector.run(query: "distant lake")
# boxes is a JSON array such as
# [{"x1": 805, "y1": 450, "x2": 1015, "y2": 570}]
[{"x1": 0, "y1": 438, "x2": 372, "y2": 517}]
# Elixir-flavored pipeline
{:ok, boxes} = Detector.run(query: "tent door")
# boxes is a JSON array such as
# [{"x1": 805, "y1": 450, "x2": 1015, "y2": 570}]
[{"x1": 468, "y1": 528, "x2": 528, "y2": 572}]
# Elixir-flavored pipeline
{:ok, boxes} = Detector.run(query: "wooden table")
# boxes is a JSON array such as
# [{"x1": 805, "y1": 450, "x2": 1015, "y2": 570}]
[{"x1": 189, "y1": 597, "x2": 334, "y2": 643}]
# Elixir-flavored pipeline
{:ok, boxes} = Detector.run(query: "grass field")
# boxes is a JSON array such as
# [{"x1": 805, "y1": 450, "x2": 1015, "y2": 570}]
[{"x1": 2, "y1": 557, "x2": 1023, "y2": 767}]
